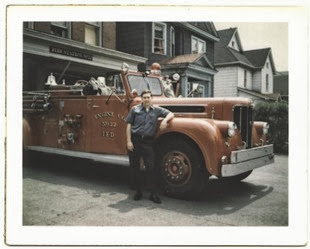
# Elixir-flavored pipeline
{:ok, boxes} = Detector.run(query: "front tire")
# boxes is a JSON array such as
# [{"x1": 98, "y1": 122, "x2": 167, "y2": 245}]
[
  {"x1": 221, "y1": 170, "x2": 253, "y2": 183},
  {"x1": 157, "y1": 138, "x2": 207, "y2": 197}
]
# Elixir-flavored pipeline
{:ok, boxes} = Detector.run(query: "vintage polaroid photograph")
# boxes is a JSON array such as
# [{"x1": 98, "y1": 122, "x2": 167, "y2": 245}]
[{"x1": 3, "y1": 3, "x2": 308, "y2": 247}]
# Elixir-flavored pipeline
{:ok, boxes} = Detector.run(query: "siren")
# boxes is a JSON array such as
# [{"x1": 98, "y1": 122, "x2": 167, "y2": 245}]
[{"x1": 150, "y1": 62, "x2": 161, "y2": 75}]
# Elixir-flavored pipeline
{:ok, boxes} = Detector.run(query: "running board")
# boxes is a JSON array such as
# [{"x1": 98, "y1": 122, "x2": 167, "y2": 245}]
[{"x1": 25, "y1": 146, "x2": 130, "y2": 167}]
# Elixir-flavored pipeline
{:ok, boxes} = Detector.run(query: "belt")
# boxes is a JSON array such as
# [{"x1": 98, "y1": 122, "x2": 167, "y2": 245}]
[{"x1": 132, "y1": 134, "x2": 154, "y2": 140}]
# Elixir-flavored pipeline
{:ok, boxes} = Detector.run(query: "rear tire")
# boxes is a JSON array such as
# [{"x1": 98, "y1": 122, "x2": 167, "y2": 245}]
[{"x1": 157, "y1": 138, "x2": 207, "y2": 198}]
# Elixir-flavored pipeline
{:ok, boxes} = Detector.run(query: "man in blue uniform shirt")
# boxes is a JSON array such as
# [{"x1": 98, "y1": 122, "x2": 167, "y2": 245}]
[{"x1": 126, "y1": 89, "x2": 174, "y2": 204}]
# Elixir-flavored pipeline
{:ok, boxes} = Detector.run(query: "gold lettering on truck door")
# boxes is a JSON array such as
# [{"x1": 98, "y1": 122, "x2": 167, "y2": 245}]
[
  {"x1": 94, "y1": 112, "x2": 127, "y2": 139},
  {"x1": 102, "y1": 131, "x2": 115, "y2": 138},
  {"x1": 94, "y1": 112, "x2": 115, "y2": 119},
  {"x1": 101, "y1": 121, "x2": 117, "y2": 127}
]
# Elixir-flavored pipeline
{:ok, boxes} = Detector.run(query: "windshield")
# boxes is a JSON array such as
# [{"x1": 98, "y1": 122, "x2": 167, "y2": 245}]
[{"x1": 127, "y1": 75, "x2": 162, "y2": 96}]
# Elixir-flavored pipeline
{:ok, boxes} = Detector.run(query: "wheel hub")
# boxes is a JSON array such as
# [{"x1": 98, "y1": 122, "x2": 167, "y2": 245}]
[{"x1": 162, "y1": 151, "x2": 192, "y2": 186}]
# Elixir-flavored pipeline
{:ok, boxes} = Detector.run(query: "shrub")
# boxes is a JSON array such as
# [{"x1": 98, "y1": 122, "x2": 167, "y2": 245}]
[{"x1": 254, "y1": 101, "x2": 288, "y2": 154}]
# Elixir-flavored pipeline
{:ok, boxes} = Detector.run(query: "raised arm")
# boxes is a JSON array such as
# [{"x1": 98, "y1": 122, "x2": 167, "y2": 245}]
[{"x1": 160, "y1": 112, "x2": 175, "y2": 129}]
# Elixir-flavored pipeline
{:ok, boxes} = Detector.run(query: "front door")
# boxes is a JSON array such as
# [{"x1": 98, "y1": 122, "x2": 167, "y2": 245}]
[{"x1": 87, "y1": 76, "x2": 130, "y2": 155}]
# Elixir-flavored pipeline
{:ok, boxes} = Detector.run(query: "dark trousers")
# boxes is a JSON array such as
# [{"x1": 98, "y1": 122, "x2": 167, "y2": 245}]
[{"x1": 128, "y1": 135, "x2": 158, "y2": 194}]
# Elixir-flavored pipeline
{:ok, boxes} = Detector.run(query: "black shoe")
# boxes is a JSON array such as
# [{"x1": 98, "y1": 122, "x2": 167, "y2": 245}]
[
  {"x1": 134, "y1": 190, "x2": 143, "y2": 201},
  {"x1": 149, "y1": 193, "x2": 161, "y2": 204}
]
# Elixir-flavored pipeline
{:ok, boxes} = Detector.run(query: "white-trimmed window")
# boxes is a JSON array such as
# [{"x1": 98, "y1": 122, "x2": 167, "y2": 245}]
[
  {"x1": 170, "y1": 26, "x2": 175, "y2": 56},
  {"x1": 191, "y1": 35, "x2": 206, "y2": 54},
  {"x1": 232, "y1": 41, "x2": 235, "y2": 49},
  {"x1": 266, "y1": 62, "x2": 269, "y2": 68},
  {"x1": 24, "y1": 22, "x2": 34, "y2": 29},
  {"x1": 85, "y1": 22, "x2": 102, "y2": 46},
  {"x1": 244, "y1": 70, "x2": 247, "y2": 88},
  {"x1": 152, "y1": 22, "x2": 167, "y2": 55},
  {"x1": 266, "y1": 74, "x2": 269, "y2": 92},
  {"x1": 51, "y1": 22, "x2": 71, "y2": 38}
]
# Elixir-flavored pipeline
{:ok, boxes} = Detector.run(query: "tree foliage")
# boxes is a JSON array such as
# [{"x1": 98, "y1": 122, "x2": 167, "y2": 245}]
[{"x1": 254, "y1": 101, "x2": 288, "y2": 154}]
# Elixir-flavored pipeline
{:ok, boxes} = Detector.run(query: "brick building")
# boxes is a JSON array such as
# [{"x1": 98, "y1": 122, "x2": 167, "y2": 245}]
[{"x1": 23, "y1": 22, "x2": 146, "y2": 90}]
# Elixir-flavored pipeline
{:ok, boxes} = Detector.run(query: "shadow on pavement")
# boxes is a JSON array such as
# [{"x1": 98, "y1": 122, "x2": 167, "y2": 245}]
[
  {"x1": 108, "y1": 179, "x2": 273, "y2": 216},
  {"x1": 23, "y1": 152, "x2": 274, "y2": 217}
]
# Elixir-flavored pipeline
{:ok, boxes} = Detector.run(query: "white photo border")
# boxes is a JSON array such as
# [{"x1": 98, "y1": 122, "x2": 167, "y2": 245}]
[{"x1": 5, "y1": 5, "x2": 308, "y2": 246}]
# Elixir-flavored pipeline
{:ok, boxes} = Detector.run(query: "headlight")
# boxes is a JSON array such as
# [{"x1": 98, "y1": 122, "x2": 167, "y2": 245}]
[
  {"x1": 263, "y1": 122, "x2": 269, "y2": 135},
  {"x1": 228, "y1": 122, "x2": 237, "y2": 137}
]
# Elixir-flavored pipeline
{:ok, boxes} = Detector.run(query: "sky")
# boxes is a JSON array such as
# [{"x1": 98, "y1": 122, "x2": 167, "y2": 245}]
[{"x1": 214, "y1": 23, "x2": 288, "y2": 72}]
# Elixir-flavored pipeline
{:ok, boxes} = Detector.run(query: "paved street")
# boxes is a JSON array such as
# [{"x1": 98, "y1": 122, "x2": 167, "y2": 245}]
[{"x1": 23, "y1": 153, "x2": 288, "y2": 226}]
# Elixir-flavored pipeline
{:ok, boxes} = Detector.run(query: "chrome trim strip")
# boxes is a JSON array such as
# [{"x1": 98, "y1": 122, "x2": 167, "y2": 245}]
[
  {"x1": 25, "y1": 146, "x2": 130, "y2": 166},
  {"x1": 221, "y1": 154, "x2": 274, "y2": 177},
  {"x1": 230, "y1": 144, "x2": 273, "y2": 163}
]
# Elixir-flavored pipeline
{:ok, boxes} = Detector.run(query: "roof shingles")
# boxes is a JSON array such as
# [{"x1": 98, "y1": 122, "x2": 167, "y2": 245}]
[
  {"x1": 159, "y1": 53, "x2": 204, "y2": 65},
  {"x1": 243, "y1": 48, "x2": 271, "y2": 68},
  {"x1": 215, "y1": 28, "x2": 272, "y2": 70}
]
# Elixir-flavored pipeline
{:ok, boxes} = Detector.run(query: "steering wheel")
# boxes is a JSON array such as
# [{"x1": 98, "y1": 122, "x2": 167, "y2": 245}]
[{"x1": 74, "y1": 80, "x2": 89, "y2": 86}]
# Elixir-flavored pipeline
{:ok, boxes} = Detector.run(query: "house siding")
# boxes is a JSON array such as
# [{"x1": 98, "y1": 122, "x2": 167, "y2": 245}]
[
  {"x1": 117, "y1": 22, "x2": 175, "y2": 65},
  {"x1": 116, "y1": 22, "x2": 146, "y2": 57},
  {"x1": 71, "y1": 22, "x2": 86, "y2": 43},
  {"x1": 214, "y1": 66, "x2": 238, "y2": 97},
  {"x1": 103, "y1": 22, "x2": 116, "y2": 50},
  {"x1": 205, "y1": 41, "x2": 215, "y2": 64},
  {"x1": 183, "y1": 29, "x2": 192, "y2": 54},
  {"x1": 175, "y1": 26, "x2": 183, "y2": 55},
  {"x1": 117, "y1": 22, "x2": 215, "y2": 66},
  {"x1": 252, "y1": 71, "x2": 261, "y2": 92},
  {"x1": 34, "y1": 22, "x2": 51, "y2": 33}
]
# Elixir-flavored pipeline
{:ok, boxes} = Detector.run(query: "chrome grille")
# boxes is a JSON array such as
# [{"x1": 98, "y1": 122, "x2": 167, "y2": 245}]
[{"x1": 233, "y1": 106, "x2": 253, "y2": 148}]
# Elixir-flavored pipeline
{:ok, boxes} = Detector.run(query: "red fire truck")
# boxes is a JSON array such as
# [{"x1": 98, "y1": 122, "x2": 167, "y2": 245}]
[{"x1": 23, "y1": 62, "x2": 274, "y2": 196}]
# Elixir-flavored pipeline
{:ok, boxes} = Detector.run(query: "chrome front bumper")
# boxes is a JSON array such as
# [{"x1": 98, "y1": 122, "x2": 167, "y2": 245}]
[{"x1": 221, "y1": 144, "x2": 274, "y2": 177}]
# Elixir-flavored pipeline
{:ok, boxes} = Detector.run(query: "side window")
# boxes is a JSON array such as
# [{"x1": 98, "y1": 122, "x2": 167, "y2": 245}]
[
  {"x1": 170, "y1": 26, "x2": 175, "y2": 56},
  {"x1": 191, "y1": 35, "x2": 206, "y2": 54},
  {"x1": 51, "y1": 22, "x2": 71, "y2": 38},
  {"x1": 24, "y1": 22, "x2": 34, "y2": 29},
  {"x1": 152, "y1": 22, "x2": 167, "y2": 55},
  {"x1": 85, "y1": 22, "x2": 102, "y2": 46}
]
